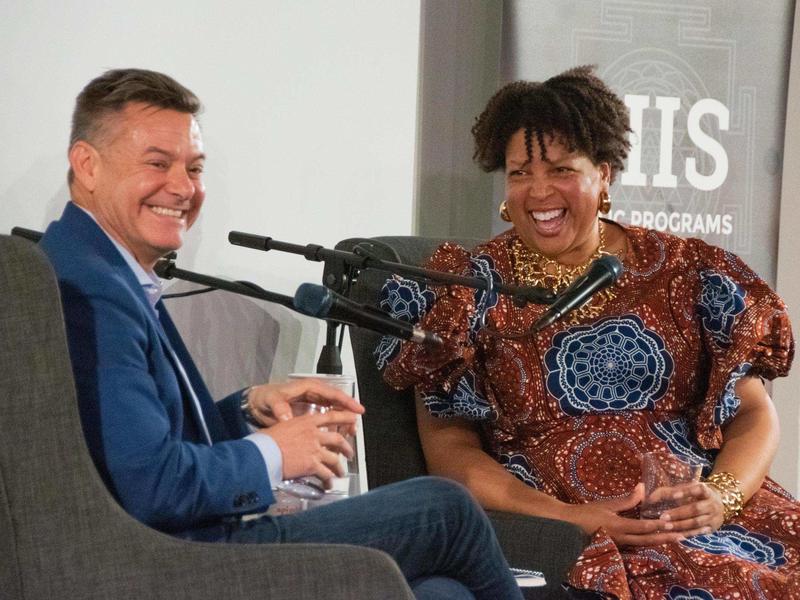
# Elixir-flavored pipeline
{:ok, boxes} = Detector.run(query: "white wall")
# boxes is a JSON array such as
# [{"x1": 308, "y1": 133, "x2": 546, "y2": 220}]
[{"x1": 0, "y1": 0, "x2": 421, "y2": 376}]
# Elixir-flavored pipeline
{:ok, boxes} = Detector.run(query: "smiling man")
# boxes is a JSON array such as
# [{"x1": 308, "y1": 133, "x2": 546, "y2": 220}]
[
  {"x1": 39, "y1": 68, "x2": 523, "y2": 600},
  {"x1": 69, "y1": 102, "x2": 205, "y2": 268}
]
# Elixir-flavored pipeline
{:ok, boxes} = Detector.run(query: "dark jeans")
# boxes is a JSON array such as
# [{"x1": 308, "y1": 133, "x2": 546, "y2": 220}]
[{"x1": 228, "y1": 476, "x2": 523, "y2": 600}]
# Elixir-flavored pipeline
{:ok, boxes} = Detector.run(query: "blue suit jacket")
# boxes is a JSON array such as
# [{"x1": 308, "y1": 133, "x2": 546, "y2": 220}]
[{"x1": 41, "y1": 203, "x2": 273, "y2": 538}]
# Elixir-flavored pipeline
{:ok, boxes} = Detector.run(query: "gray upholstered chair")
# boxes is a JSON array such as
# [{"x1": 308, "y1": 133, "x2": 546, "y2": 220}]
[
  {"x1": 0, "y1": 234, "x2": 412, "y2": 600},
  {"x1": 333, "y1": 236, "x2": 589, "y2": 600}
]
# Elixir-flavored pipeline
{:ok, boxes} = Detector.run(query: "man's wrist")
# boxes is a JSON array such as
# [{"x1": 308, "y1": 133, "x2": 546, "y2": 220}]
[{"x1": 240, "y1": 387, "x2": 259, "y2": 426}]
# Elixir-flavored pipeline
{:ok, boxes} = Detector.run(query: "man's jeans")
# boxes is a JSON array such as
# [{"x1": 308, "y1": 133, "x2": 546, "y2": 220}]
[{"x1": 228, "y1": 476, "x2": 523, "y2": 600}]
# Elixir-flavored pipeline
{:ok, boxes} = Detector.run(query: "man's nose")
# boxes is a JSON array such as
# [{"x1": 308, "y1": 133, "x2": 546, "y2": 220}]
[{"x1": 166, "y1": 166, "x2": 195, "y2": 200}]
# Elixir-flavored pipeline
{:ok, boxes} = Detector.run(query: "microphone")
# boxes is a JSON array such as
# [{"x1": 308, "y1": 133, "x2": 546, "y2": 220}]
[
  {"x1": 532, "y1": 255, "x2": 623, "y2": 332},
  {"x1": 293, "y1": 283, "x2": 443, "y2": 346}
]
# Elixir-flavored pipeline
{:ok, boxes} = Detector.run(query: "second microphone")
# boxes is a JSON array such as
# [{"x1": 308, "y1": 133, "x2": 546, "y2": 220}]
[{"x1": 293, "y1": 283, "x2": 443, "y2": 346}]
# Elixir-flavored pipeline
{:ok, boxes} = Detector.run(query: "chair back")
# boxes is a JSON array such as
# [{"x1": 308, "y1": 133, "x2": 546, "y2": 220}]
[
  {"x1": 333, "y1": 236, "x2": 481, "y2": 488},
  {"x1": 165, "y1": 281, "x2": 281, "y2": 398},
  {"x1": 0, "y1": 234, "x2": 140, "y2": 597}
]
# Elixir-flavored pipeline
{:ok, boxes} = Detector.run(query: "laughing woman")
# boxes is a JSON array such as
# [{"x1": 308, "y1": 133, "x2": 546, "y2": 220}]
[{"x1": 380, "y1": 66, "x2": 800, "y2": 598}]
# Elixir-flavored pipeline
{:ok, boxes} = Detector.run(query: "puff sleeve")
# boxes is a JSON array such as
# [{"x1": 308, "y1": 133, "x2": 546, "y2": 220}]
[
  {"x1": 684, "y1": 240, "x2": 794, "y2": 448},
  {"x1": 379, "y1": 242, "x2": 504, "y2": 422}
]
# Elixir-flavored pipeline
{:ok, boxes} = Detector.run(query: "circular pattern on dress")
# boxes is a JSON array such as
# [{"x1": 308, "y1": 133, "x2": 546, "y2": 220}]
[
  {"x1": 681, "y1": 524, "x2": 787, "y2": 568},
  {"x1": 544, "y1": 315, "x2": 674, "y2": 415},
  {"x1": 570, "y1": 432, "x2": 641, "y2": 500}
]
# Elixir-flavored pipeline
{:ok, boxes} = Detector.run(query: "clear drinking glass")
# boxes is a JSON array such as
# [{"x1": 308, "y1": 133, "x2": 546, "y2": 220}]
[
  {"x1": 287, "y1": 373, "x2": 359, "y2": 497},
  {"x1": 274, "y1": 401, "x2": 330, "y2": 500},
  {"x1": 640, "y1": 450, "x2": 702, "y2": 519}
]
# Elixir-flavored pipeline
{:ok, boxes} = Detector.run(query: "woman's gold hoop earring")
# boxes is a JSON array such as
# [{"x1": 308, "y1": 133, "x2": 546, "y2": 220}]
[
  {"x1": 499, "y1": 200, "x2": 512, "y2": 222},
  {"x1": 598, "y1": 191, "x2": 611, "y2": 215}
]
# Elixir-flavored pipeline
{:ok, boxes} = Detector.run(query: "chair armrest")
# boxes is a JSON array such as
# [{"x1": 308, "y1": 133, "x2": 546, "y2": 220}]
[
  {"x1": 77, "y1": 532, "x2": 414, "y2": 600},
  {"x1": 486, "y1": 510, "x2": 588, "y2": 599}
]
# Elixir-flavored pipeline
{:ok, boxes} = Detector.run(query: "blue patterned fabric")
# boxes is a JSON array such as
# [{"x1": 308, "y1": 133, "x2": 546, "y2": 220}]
[
  {"x1": 421, "y1": 369, "x2": 495, "y2": 421},
  {"x1": 499, "y1": 453, "x2": 542, "y2": 489},
  {"x1": 650, "y1": 418, "x2": 714, "y2": 472},
  {"x1": 544, "y1": 315, "x2": 674, "y2": 415},
  {"x1": 667, "y1": 586, "x2": 719, "y2": 600},
  {"x1": 715, "y1": 363, "x2": 751, "y2": 425},
  {"x1": 465, "y1": 254, "x2": 501, "y2": 341},
  {"x1": 681, "y1": 524, "x2": 787, "y2": 568},
  {"x1": 419, "y1": 390, "x2": 452, "y2": 418},
  {"x1": 374, "y1": 277, "x2": 436, "y2": 370},
  {"x1": 698, "y1": 270, "x2": 747, "y2": 347}
]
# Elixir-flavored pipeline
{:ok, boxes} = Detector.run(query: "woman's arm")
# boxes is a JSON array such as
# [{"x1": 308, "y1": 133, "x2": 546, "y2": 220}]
[
  {"x1": 416, "y1": 397, "x2": 561, "y2": 517},
  {"x1": 416, "y1": 397, "x2": 697, "y2": 545},
  {"x1": 715, "y1": 375, "x2": 779, "y2": 499},
  {"x1": 663, "y1": 375, "x2": 779, "y2": 532}
]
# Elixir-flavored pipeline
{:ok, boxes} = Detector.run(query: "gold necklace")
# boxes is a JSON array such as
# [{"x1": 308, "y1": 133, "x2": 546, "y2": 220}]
[{"x1": 510, "y1": 223, "x2": 617, "y2": 324}]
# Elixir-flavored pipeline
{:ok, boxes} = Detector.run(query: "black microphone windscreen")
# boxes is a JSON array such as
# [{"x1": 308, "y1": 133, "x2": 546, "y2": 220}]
[
  {"x1": 593, "y1": 254, "x2": 624, "y2": 280},
  {"x1": 294, "y1": 283, "x2": 333, "y2": 317}
]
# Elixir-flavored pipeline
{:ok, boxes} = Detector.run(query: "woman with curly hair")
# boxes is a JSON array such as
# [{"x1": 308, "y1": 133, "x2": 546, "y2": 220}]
[{"x1": 381, "y1": 65, "x2": 800, "y2": 598}]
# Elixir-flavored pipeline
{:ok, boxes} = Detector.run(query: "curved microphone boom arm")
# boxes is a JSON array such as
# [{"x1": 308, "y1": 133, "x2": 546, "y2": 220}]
[{"x1": 153, "y1": 257, "x2": 297, "y2": 309}]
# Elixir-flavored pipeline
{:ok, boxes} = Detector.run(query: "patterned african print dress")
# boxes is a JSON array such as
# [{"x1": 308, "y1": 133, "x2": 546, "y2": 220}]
[{"x1": 379, "y1": 224, "x2": 800, "y2": 599}]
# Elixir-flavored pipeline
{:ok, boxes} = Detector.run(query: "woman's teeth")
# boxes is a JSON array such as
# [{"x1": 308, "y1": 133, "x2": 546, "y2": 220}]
[{"x1": 531, "y1": 208, "x2": 565, "y2": 222}]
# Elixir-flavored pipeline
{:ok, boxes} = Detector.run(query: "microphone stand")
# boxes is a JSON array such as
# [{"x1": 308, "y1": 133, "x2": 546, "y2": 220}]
[
  {"x1": 315, "y1": 256, "x2": 360, "y2": 375},
  {"x1": 10, "y1": 226, "x2": 43, "y2": 243},
  {"x1": 316, "y1": 321, "x2": 344, "y2": 375},
  {"x1": 228, "y1": 231, "x2": 557, "y2": 306},
  {"x1": 228, "y1": 232, "x2": 558, "y2": 376}
]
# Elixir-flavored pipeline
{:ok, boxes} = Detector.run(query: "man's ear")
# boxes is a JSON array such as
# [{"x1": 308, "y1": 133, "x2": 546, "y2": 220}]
[{"x1": 68, "y1": 141, "x2": 101, "y2": 192}]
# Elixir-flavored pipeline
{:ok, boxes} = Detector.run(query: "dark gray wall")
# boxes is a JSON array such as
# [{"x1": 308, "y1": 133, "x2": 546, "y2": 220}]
[{"x1": 414, "y1": 0, "x2": 503, "y2": 239}]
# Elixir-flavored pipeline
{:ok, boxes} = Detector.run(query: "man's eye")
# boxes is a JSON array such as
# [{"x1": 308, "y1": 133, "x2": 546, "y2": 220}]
[
  {"x1": 508, "y1": 169, "x2": 527, "y2": 177},
  {"x1": 189, "y1": 166, "x2": 204, "y2": 176},
  {"x1": 149, "y1": 161, "x2": 168, "y2": 169}
]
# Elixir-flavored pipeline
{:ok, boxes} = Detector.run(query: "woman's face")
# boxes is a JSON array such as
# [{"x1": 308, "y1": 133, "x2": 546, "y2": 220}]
[{"x1": 504, "y1": 129, "x2": 610, "y2": 264}]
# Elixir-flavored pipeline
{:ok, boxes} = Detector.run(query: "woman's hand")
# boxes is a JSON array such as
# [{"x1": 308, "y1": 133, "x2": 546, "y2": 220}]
[
  {"x1": 245, "y1": 379, "x2": 363, "y2": 433},
  {"x1": 564, "y1": 483, "x2": 708, "y2": 546},
  {"x1": 657, "y1": 481, "x2": 726, "y2": 534}
]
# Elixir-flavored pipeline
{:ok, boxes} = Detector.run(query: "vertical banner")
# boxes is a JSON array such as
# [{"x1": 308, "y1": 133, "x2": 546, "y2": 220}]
[{"x1": 499, "y1": 0, "x2": 795, "y2": 283}]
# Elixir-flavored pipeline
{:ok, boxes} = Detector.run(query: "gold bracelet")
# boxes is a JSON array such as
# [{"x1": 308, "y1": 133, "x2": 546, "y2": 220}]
[{"x1": 704, "y1": 472, "x2": 744, "y2": 521}]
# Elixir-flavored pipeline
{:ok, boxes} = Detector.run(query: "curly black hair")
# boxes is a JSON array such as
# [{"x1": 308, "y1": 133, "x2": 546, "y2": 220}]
[{"x1": 472, "y1": 65, "x2": 631, "y2": 182}]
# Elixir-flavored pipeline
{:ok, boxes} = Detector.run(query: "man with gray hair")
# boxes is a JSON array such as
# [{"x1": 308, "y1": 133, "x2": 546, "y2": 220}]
[{"x1": 40, "y1": 68, "x2": 523, "y2": 599}]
